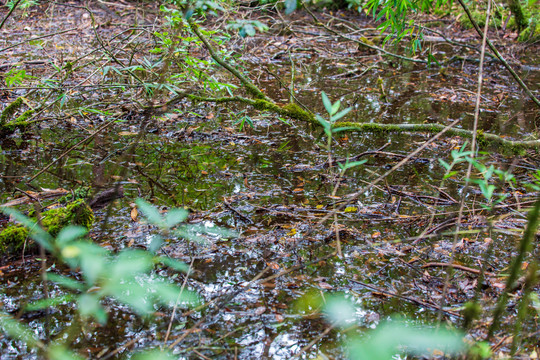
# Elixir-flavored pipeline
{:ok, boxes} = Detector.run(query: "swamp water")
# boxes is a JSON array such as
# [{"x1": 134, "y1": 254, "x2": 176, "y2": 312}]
[{"x1": 1, "y1": 21, "x2": 539, "y2": 359}]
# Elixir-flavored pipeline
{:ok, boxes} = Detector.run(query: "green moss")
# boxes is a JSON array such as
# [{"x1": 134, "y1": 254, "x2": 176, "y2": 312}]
[
  {"x1": 282, "y1": 103, "x2": 315, "y2": 123},
  {"x1": 13, "y1": 109, "x2": 34, "y2": 124},
  {"x1": 0, "y1": 200, "x2": 95, "y2": 254},
  {"x1": 58, "y1": 187, "x2": 92, "y2": 204},
  {"x1": 336, "y1": 121, "x2": 398, "y2": 133},
  {"x1": 476, "y1": 129, "x2": 488, "y2": 147},
  {"x1": 41, "y1": 199, "x2": 95, "y2": 236},
  {"x1": 0, "y1": 225, "x2": 29, "y2": 252},
  {"x1": 0, "y1": 97, "x2": 24, "y2": 125},
  {"x1": 518, "y1": 15, "x2": 539, "y2": 41},
  {"x1": 251, "y1": 100, "x2": 315, "y2": 123},
  {"x1": 252, "y1": 99, "x2": 279, "y2": 112}
]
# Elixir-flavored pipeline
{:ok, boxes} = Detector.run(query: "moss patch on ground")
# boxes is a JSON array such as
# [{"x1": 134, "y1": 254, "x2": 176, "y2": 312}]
[{"x1": 0, "y1": 199, "x2": 95, "y2": 253}]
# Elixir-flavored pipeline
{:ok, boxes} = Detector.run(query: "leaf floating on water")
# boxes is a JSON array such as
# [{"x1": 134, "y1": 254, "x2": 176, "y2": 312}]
[{"x1": 344, "y1": 206, "x2": 357, "y2": 213}]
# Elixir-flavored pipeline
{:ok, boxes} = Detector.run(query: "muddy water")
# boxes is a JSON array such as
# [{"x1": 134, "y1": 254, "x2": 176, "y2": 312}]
[{"x1": 1, "y1": 43, "x2": 540, "y2": 359}]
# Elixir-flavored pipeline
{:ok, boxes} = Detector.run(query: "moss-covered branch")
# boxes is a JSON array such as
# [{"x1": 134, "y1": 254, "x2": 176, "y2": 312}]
[
  {"x1": 335, "y1": 121, "x2": 540, "y2": 153},
  {"x1": 187, "y1": 94, "x2": 316, "y2": 123},
  {"x1": 0, "y1": 97, "x2": 36, "y2": 137},
  {"x1": 179, "y1": 22, "x2": 318, "y2": 124},
  {"x1": 189, "y1": 21, "x2": 271, "y2": 102},
  {"x1": 183, "y1": 22, "x2": 535, "y2": 154}
]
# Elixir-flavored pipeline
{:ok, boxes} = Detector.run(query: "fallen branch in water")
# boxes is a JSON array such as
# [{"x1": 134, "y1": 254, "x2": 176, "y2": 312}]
[{"x1": 334, "y1": 121, "x2": 540, "y2": 152}]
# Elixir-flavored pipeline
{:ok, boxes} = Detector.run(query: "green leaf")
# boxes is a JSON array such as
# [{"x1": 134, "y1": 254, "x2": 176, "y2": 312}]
[
  {"x1": 443, "y1": 171, "x2": 458, "y2": 179},
  {"x1": 46, "y1": 273, "x2": 84, "y2": 291},
  {"x1": 321, "y1": 92, "x2": 333, "y2": 115},
  {"x1": 108, "y1": 250, "x2": 154, "y2": 280},
  {"x1": 330, "y1": 100, "x2": 341, "y2": 116},
  {"x1": 107, "y1": 282, "x2": 153, "y2": 315},
  {"x1": 136, "y1": 199, "x2": 164, "y2": 227},
  {"x1": 330, "y1": 107, "x2": 351, "y2": 122},
  {"x1": 78, "y1": 294, "x2": 108, "y2": 324},
  {"x1": 76, "y1": 242, "x2": 108, "y2": 285},
  {"x1": 164, "y1": 208, "x2": 188, "y2": 229},
  {"x1": 338, "y1": 159, "x2": 367, "y2": 171},
  {"x1": 438, "y1": 159, "x2": 450, "y2": 170},
  {"x1": 157, "y1": 256, "x2": 189, "y2": 273},
  {"x1": 348, "y1": 319, "x2": 465, "y2": 359},
  {"x1": 284, "y1": 0, "x2": 297, "y2": 15},
  {"x1": 24, "y1": 294, "x2": 75, "y2": 312},
  {"x1": 244, "y1": 24, "x2": 255, "y2": 37},
  {"x1": 55, "y1": 226, "x2": 88, "y2": 247},
  {"x1": 132, "y1": 349, "x2": 177, "y2": 360},
  {"x1": 0, "y1": 313, "x2": 42, "y2": 349},
  {"x1": 324, "y1": 296, "x2": 356, "y2": 328},
  {"x1": 148, "y1": 235, "x2": 164, "y2": 253},
  {"x1": 47, "y1": 344, "x2": 86, "y2": 360},
  {"x1": 315, "y1": 114, "x2": 330, "y2": 130}
]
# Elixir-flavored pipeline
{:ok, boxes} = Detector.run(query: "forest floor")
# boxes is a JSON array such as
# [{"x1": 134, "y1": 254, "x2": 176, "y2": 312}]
[{"x1": 0, "y1": 1, "x2": 539, "y2": 359}]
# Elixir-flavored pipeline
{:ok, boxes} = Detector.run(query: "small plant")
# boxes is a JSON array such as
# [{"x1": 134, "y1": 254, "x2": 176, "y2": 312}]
[
  {"x1": 6, "y1": 0, "x2": 39, "y2": 14},
  {"x1": 439, "y1": 143, "x2": 516, "y2": 210},
  {"x1": 0, "y1": 199, "x2": 234, "y2": 358},
  {"x1": 233, "y1": 109, "x2": 254, "y2": 131},
  {"x1": 316, "y1": 91, "x2": 353, "y2": 153},
  {"x1": 4, "y1": 68, "x2": 34, "y2": 87}
]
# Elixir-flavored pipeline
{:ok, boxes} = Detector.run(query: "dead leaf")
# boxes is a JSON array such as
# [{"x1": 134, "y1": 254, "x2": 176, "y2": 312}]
[
  {"x1": 262, "y1": 282, "x2": 275, "y2": 289},
  {"x1": 130, "y1": 207, "x2": 138, "y2": 222},
  {"x1": 318, "y1": 282, "x2": 333, "y2": 290}
]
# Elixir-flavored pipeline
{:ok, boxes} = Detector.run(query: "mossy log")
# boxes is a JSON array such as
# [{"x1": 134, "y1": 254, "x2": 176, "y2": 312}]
[{"x1": 0, "y1": 199, "x2": 95, "y2": 254}]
